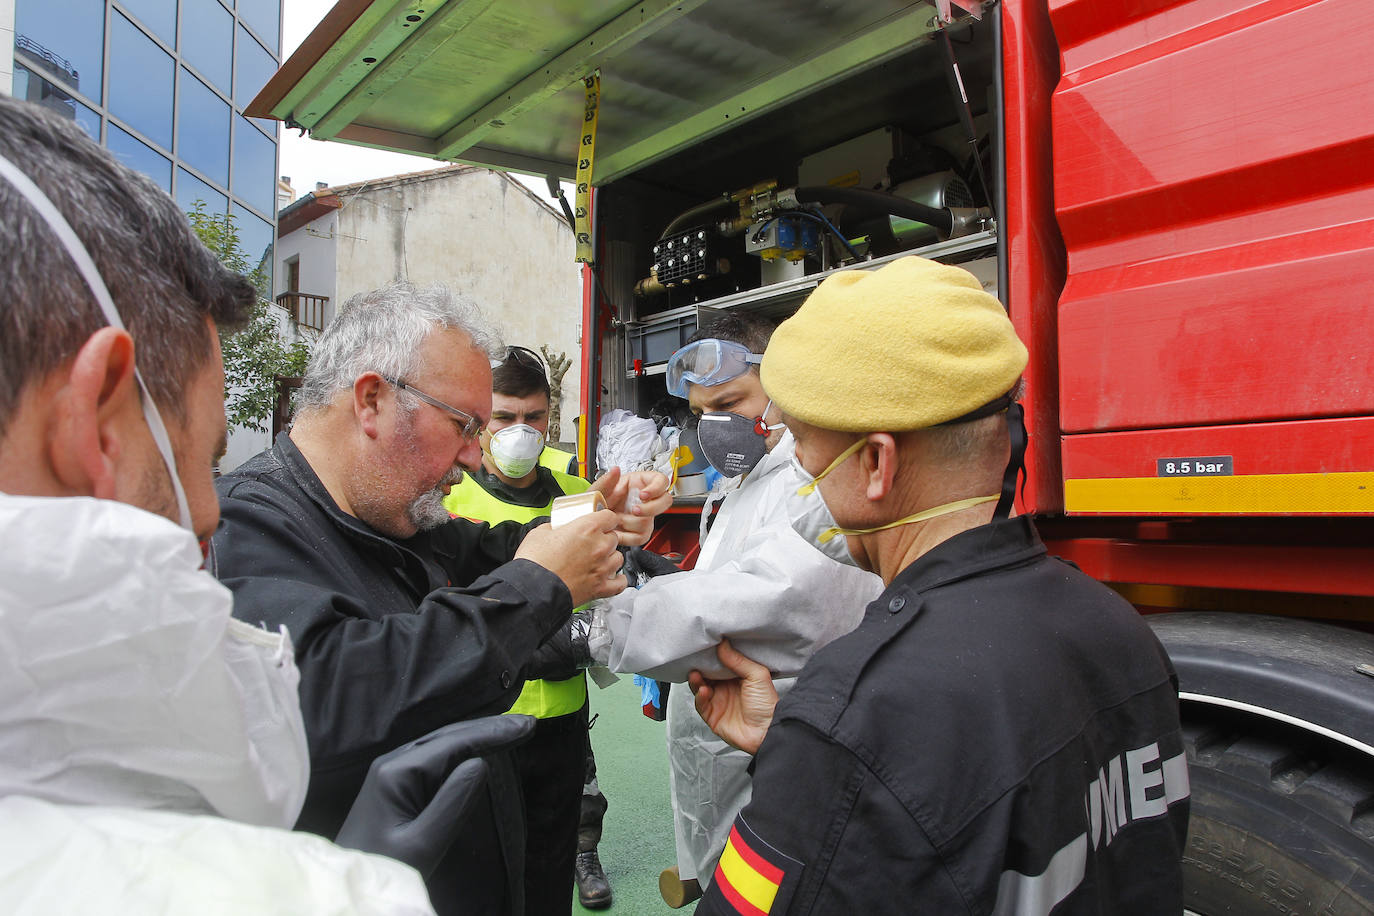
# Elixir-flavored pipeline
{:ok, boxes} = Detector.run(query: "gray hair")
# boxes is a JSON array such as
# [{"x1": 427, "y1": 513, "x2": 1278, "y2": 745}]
[
  {"x1": 296, "y1": 282, "x2": 504, "y2": 413},
  {"x1": 0, "y1": 96, "x2": 255, "y2": 439},
  {"x1": 923, "y1": 378, "x2": 1027, "y2": 464}
]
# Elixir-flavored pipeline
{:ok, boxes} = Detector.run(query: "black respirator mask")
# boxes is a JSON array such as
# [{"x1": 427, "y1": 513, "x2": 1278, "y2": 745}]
[{"x1": 695, "y1": 402, "x2": 785, "y2": 478}]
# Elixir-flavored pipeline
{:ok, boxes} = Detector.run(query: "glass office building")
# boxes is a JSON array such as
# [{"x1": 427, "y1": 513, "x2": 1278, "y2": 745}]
[{"x1": 9, "y1": 0, "x2": 282, "y2": 284}]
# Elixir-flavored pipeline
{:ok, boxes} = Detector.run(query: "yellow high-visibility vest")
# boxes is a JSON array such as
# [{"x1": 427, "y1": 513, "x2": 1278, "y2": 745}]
[
  {"x1": 444, "y1": 465, "x2": 590, "y2": 719},
  {"x1": 538, "y1": 445, "x2": 578, "y2": 475}
]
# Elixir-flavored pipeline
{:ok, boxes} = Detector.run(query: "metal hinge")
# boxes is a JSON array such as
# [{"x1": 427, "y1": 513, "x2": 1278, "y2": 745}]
[{"x1": 936, "y1": 0, "x2": 987, "y2": 24}]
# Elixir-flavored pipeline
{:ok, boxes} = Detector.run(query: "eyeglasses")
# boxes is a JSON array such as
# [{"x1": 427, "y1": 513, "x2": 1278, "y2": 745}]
[{"x1": 384, "y1": 377, "x2": 484, "y2": 439}]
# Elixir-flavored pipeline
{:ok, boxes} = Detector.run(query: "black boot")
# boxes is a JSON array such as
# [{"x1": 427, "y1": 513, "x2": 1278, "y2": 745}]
[{"x1": 575, "y1": 848, "x2": 613, "y2": 909}]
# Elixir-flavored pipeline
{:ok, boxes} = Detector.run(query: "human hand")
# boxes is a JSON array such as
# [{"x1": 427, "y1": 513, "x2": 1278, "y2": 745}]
[
  {"x1": 335, "y1": 715, "x2": 536, "y2": 877},
  {"x1": 515, "y1": 509, "x2": 627, "y2": 606},
  {"x1": 590, "y1": 468, "x2": 673, "y2": 547},
  {"x1": 687, "y1": 639, "x2": 777, "y2": 755}
]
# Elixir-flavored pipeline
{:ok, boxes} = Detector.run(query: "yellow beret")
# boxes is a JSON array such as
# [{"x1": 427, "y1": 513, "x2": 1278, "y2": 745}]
[{"x1": 761, "y1": 256, "x2": 1027, "y2": 432}]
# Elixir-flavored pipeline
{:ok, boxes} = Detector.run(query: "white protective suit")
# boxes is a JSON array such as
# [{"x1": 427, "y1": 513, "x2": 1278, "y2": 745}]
[
  {"x1": 597, "y1": 430, "x2": 881, "y2": 884},
  {"x1": 0, "y1": 493, "x2": 435, "y2": 914}
]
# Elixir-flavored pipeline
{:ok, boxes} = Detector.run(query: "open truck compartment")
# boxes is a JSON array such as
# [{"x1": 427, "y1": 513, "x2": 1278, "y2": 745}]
[
  {"x1": 591, "y1": 12, "x2": 1003, "y2": 442},
  {"x1": 250, "y1": 0, "x2": 1019, "y2": 492}
]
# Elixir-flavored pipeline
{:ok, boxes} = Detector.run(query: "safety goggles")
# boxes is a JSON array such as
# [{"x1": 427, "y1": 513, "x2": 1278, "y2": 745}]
[
  {"x1": 503, "y1": 345, "x2": 546, "y2": 374},
  {"x1": 666, "y1": 338, "x2": 763, "y2": 398}
]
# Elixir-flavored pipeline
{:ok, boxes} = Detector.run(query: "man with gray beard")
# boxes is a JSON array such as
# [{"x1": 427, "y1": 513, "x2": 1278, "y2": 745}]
[{"x1": 209, "y1": 283, "x2": 670, "y2": 914}]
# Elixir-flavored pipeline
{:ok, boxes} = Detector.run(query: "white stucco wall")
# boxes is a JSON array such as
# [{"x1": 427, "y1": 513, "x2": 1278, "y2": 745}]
[
  {"x1": 1, "y1": 0, "x2": 15, "y2": 94},
  {"x1": 275, "y1": 207, "x2": 340, "y2": 322},
  {"x1": 331, "y1": 169, "x2": 584, "y2": 442}
]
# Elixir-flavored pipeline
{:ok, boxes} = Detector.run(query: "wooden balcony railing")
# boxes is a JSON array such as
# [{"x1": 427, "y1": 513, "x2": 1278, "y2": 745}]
[{"x1": 276, "y1": 291, "x2": 329, "y2": 331}]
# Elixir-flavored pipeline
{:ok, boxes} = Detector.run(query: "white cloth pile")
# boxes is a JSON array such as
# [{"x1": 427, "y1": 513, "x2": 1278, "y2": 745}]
[{"x1": 596, "y1": 408, "x2": 663, "y2": 475}]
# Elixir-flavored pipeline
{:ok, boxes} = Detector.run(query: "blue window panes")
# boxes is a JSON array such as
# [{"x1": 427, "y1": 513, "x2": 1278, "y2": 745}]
[
  {"x1": 120, "y1": 0, "x2": 177, "y2": 47},
  {"x1": 13, "y1": 63, "x2": 101, "y2": 139},
  {"x1": 181, "y1": 0, "x2": 232, "y2": 93},
  {"x1": 177, "y1": 168, "x2": 229, "y2": 218},
  {"x1": 233, "y1": 204, "x2": 274, "y2": 292},
  {"x1": 108, "y1": 123, "x2": 172, "y2": 191},
  {"x1": 178, "y1": 68, "x2": 230, "y2": 185},
  {"x1": 234, "y1": 25, "x2": 276, "y2": 109},
  {"x1": 232, "y1": 115, "x2": 277, "y2": 216},
  {"x1": 236, "y1": 0, "x2": 280, "y2": 56},
  {"x1": 13, "y1": 0, "x2": 104, "y2": 99},
  {"x1": 108, "y1": 14, "x2": 174, "y2": 149}
]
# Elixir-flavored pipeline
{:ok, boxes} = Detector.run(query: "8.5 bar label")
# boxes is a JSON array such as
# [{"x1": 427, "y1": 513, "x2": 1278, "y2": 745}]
[{"x1": 1156, "y1": 456, "x2": 1233, "y2": 476}]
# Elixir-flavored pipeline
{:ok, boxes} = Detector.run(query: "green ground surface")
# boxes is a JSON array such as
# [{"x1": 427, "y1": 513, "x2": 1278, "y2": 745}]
[{"x1": 573, "y1": 675, "x2": 683, "y2": 915}]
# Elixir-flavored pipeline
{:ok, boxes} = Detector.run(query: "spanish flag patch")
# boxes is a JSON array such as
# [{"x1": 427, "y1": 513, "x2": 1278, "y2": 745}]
[{"x1": 709, "y1": 818, "x2": 802, "y2": 915}]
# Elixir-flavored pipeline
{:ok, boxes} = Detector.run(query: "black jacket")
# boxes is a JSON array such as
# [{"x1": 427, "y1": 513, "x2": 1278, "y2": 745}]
[
  {"x1": 697, "y1": 517, "x2": 1188, "y2": 915},
  {"x1": 209, "y1": 434, "x2": 573, "y2": 837}
]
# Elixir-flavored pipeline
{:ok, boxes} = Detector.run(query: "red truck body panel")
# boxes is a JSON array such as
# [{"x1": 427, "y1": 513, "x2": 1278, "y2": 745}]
[{"x1": 1045, "y1": 0, "x2": 1374, "y2": 520}]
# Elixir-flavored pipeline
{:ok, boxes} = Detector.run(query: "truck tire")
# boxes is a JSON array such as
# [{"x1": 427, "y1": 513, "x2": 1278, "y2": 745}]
[{"x1": 1181, "y1": 711, "x2": 1374, "y2": 915}]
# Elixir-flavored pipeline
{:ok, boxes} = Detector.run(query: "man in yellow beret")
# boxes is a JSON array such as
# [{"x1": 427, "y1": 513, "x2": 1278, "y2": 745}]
[{"x1": 688, "y1": 257, "x2": 1189, "y2": 914}]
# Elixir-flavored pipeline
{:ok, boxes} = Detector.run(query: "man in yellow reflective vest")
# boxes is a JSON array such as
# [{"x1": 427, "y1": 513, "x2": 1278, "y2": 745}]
[{"x1": 444, "y1": 346, "x2": 612, "y2": 913}]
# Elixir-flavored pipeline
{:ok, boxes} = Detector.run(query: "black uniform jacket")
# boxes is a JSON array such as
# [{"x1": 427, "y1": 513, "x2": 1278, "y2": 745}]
[
  {"x1": 208, "y1": 434, "x2": 573, "y2": 837},
  {"x1": 698, "y1": 516, "x2": 1189, "y2": 916}
]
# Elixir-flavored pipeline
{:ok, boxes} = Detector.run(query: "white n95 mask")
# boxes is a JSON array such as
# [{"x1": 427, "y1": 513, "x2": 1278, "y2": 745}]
[
  {"x1": 489, "y1": 424, "x2": 546, "y2": 478},
  {"x1": 786, "y1": 440, "x2": 998, "y2": 568},
  {"x1": 785, "y1": 459, "x2": 859, "y2": 567}
]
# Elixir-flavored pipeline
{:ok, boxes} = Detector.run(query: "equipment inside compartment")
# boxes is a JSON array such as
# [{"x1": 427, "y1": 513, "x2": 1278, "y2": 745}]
[{"x1": 593, "y1": 16, "x2": 1000, "y2": 414}]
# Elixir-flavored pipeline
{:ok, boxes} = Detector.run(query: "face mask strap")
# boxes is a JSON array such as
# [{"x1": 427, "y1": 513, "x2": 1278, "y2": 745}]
[
  {"x1": 0, "y1": 152, "x2": 193, "y2": 530},
  {"x1": 818, "y1": 493, "x2": 999, "y2": 543},
  {"x1": 753, "y1": 399, "x2": 786, "y2": 436},
  {"x1": 796, "y1": 437, "x2": 867, "y2": 497},
  {"x1": 994, "y1": 402, "x2": 1027, "y2": 519}
]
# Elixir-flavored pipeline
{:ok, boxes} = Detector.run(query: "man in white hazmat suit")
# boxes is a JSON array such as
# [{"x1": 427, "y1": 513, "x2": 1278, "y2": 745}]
[
  {"x1": 0, "y1": 95, "x2": 493, "y2": 913},
  {"x1": 590, "y1": 314, "x2": 881, "y2": 905}
]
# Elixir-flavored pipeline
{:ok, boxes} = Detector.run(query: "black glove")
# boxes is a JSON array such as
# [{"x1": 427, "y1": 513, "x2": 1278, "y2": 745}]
[
  {"x1": 525, "y1": 607, "x2": 593, "y2": 681},
  {"x1": 622, "y1": 546, "x2": 683, "y2": 587},
  {"x1": 335, "y1": 715, "x2": 536, "y2": 878}
]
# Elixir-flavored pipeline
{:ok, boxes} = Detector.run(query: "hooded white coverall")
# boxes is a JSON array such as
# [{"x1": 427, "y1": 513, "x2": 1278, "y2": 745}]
[
  {"x1": 597, "y1": 430, "x2": 881, "y2": 885},
  {"x1": 0, "y1": 494, "x2": 436, "y2": 915}
]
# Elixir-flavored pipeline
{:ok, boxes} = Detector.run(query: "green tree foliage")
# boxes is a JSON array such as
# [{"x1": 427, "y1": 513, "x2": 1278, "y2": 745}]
[{"x1": 187, "y1": 203, "x2": 311, "y2": 432}]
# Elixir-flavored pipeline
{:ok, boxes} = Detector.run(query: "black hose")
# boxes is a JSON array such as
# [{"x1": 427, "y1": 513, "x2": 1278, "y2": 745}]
[
  {"x1": 793, "y1": 185, "x2": 953, "y2": 237},
  {"x1": 659, "y1": 196, "x2": 733, "y2": 240},
  {"x1": 802, "y1": 206, "x2": 863, "y2": 261}
]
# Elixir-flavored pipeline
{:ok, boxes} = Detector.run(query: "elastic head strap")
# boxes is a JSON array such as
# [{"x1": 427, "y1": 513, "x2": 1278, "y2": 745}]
[
  {"x1": 796, "y1": 437, "x2": 867, "y2": 497},
  {"x1": 994, "y1": 401, "x2": 1027, "y2": 519},
  {"x1": 0, "y1": 151, "x2": 192, "y2": 531}
]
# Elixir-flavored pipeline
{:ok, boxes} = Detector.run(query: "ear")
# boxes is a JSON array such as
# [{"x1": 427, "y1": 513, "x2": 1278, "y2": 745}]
[
  {"x1": 861, "y1": 433, "x2": 899, "y2": 502},
  {"x1": 48, "y1": 327, "x2": 139, "y2": 499},
  {"x1": 354, "y1": 373, "x2": 385, "y2": 438}
]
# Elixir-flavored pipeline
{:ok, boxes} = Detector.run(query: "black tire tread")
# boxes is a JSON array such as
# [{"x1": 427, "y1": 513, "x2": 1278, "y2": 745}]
[
  {"x1": 1182, "y1": 715, "x2": 1374, "y2": 836},
  {"x1": 1181, "y1": 709, "x2": 1374, "y2": 915}
]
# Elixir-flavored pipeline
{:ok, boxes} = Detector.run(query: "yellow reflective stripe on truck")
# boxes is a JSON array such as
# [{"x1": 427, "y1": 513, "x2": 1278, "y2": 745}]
[{"x1": 1064, "y1": 472, "x2": 1374, "y2": 514}]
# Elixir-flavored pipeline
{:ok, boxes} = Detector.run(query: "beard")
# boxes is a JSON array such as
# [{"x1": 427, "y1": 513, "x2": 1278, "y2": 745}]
[{"x1": 404, "y1": 463, "x2": 466, "y2": 532}]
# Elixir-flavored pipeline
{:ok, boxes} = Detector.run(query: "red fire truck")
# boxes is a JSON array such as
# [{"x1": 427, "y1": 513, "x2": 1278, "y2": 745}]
[{"x1": 255, "y1": 1, "x2": 1374, "y2": 909}]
